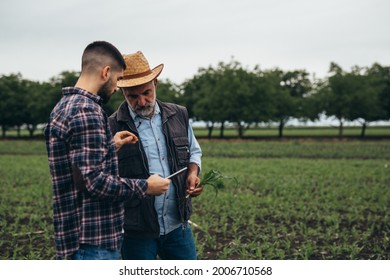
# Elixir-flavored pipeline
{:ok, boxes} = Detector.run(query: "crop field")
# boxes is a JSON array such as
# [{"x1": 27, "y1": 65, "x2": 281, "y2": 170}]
[
  {"x1": 193, "y1": 126, "x2": 390, "y2": 138},
  {"x1": 0, "y1": 139, "x2": 389, "y2": 260}
]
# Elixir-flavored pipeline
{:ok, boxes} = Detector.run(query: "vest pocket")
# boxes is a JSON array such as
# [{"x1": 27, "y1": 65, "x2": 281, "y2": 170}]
[
  {"x1": 124, "y1": 198, "x2": 142, "y2": 229},
  {"x1": 117, "y1": 145, "x2": 145, "y2": 177},
  {"x1": 118, "y1": 157, "x2": 144, "y2": 177},
  {"x1": 172, "y1": 136, "x2": 189, "y2": 167}
]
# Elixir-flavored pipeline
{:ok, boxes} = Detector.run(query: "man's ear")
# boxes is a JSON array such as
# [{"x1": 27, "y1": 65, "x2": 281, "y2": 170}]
[
  {"x1": 101, "y1": 66, "x2": 111, "y2": 81},
  {"x1": 154, "y1": 78, "x2": 158, "y2": 87}
]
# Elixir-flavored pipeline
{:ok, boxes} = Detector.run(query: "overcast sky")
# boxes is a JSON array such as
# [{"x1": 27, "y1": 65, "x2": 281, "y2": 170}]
[{"x1": 0, "y1": 0, "x2": 389, "y2": 84}]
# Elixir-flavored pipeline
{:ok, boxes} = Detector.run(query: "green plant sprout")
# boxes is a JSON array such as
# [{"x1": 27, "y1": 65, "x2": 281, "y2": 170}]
[{"x1": 186, "y1": 169, "x2": 238, "y2": 198}]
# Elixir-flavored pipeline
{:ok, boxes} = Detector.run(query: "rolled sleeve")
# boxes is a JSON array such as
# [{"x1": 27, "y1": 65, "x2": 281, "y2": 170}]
[{"x1": 188, "y1": 123, "x2": 202, "y2": 170}]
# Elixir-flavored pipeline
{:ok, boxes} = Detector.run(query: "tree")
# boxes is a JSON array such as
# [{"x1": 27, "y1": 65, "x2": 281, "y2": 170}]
[
  {"x1": 156, "y1": 79, "x2": 181, "y2": 104},
  {"x1": 263, "y1": 69, "x2": 312, "y2": 138},
  {"x1": 23, "y1": 80, "x2": 59, "y2": 137},
  {"x1": 209, "y1": 61, "x2": 256, "y2": 138},
  {"x1": 319, "y1": 63, "x2": 356, "y2": 138},
  {"x1": 183, "y1": 65, "x2": 226, "y2": 138},
  {"x1": 47, "y1": 70, "x2": 78, "y2": 111},
  {"x1": 300, "y1": 77, "x2": 327, "y2": 123},
  {"x1": 0, "y1": 73, "x2": 26, "y2": 137},
  {"x1": 347, "y1": 66, "x2": 386, "y2": 137},
  {"x1": 319, "y1": 63, "x2": 389, "y2": 138},
  {"x1": 367, "y1": 63, "x2": 390, "y2": 121},
  {"x1": 183, "y1": 60, "x2": 272, "y2": 138}
]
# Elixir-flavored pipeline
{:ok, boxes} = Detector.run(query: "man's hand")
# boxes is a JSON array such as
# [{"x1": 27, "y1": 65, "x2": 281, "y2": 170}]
[
  {"x1": 186, "y1": 163, "x2": 203, "y2": 197},
  {"x1": 186, "y1": 173, "x2": 203, "y2": 197},
  {"x1": 146, "y1": 174, "x2": 170, "y2": 196},
  {"x1": 114, "y1": 131, "x2": 138, "y2": 152}
]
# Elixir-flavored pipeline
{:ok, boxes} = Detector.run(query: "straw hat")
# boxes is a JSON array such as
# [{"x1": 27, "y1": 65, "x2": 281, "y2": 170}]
[{"x1": 117, "y1": 51, "x2": 164, "y2": 88}]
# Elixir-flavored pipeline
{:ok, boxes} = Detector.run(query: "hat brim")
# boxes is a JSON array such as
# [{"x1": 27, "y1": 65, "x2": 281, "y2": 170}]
[{"x1": 118, "y1": 64, "x2": 164, "y2": 88}]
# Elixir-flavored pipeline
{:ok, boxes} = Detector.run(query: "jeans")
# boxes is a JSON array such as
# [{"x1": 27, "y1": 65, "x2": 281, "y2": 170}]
[
  {"x1": 121, "y1": 225, "x2": 197, "y2": 260},
  {"x1": 71, "y1": 244, "x2": 121, "y2": 260}
]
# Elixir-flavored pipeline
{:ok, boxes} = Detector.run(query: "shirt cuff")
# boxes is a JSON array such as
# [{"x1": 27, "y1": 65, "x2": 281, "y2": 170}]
[{"x1": 126, "y1": 178, "x2": 148, "y2": 198}]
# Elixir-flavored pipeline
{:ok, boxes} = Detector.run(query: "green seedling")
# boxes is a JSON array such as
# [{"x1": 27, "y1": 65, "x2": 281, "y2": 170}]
[{"x1": 186, "y1": 169, "x2": 238, "y2": 198}]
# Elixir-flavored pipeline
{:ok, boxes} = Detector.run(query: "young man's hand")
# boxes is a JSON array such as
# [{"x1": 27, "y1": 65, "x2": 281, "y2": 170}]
[
  {"x1": 114, "y1": 131, "x2": 138, "y2": 152},
  {"x1": 146, "y1": 174, "x2": 170, "y2": 195}
]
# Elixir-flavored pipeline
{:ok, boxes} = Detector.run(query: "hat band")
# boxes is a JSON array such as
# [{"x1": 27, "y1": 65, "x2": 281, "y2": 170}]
[{"x1": 123, "y1": 69, "x2": 153, "y2": 80}]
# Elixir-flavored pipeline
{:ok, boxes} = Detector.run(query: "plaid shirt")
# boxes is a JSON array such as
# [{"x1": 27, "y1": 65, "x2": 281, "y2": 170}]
[{"x1": 44, "y1": 87, "x2": 148, "y2": 259}]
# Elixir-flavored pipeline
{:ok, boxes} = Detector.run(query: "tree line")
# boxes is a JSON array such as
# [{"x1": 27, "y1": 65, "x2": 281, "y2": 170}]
[{"x1": 0, "y1": 61, "x2": 389, "y2": 139}]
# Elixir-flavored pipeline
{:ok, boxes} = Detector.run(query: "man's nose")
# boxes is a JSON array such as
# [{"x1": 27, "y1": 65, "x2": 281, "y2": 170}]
[{"x1": 138, "y1": 96, "x2": 146, "y2": 107}]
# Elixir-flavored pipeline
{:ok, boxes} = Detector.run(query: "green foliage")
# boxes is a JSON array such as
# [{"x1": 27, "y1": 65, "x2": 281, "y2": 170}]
[
  {"x1": 190, "y1": 169, "x2": 238, "y2": 198},
  {"x1": 367, "y1": 63, "x2": 390, "y2": 119},
  {"x1": 0, "y1": 71, "x2": 75, "y2": 138},
  {"x1": 197, "y1": 139, "x2": 390, "y2": 160},
  {"x1": 1, "y1": 139, "x2": 389, "y2": 260},
  {"x1": 0, "y1": 152, "x2": 55, "y2": 259},
  {"x1": 191, "y1": 140, "x2": 390, "y2": 260},
  {"x1": 0, "y1": 74, "x2": 26, "y2": 135},
  {"x1": 0, "y1": 62, "x2": 389, "y2": 140},
  {"x1": 182, "y1": 60, "x2": 276, "y2": 138},
  {"x1": 200, "y1": 169, "x2": 225, "y2": 192},
  {"x1": 318, "y1": 63, "x2": 390, "y2": 138},
  {"x1": 156, "y1": 79, "x2": 182, "y2": 104},
  {"x1": 263, "y1": 69, "x2": 313, "y2": 137}
]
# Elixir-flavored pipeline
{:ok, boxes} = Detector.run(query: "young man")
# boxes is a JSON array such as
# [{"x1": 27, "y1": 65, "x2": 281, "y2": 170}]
[
  {"x1": 44, "y1": 42, "x2": 170, "y2": 260},
  {"x1": 108, "y1": 51, "x2": 203, "y2": 260}
]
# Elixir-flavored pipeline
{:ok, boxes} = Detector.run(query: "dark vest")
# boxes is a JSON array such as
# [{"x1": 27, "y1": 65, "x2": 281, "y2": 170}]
[{"x1": 108, "y1": 100, "x2": 192, "y2": 238}]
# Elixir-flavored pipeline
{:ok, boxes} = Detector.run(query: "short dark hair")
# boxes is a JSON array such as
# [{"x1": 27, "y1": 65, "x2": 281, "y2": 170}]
[{"x1": 81, "y1": 41, "x2": 126, "y2": 73}]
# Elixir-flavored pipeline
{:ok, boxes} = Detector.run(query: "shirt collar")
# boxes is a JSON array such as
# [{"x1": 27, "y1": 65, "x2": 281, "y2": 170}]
[{"x1": 62, "y1": 86, "x2": 103, "y2": 105}]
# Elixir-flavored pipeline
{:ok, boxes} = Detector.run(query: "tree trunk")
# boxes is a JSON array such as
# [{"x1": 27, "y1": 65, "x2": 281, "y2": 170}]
[
  {"x1": 238, "y1": 123, "x2": 244, "y2": 139},
  {"x1": 207, "y1": 122, "x2": 214, "y2": 139},
  {"x1": 220, "y1": 122, "x2": 225, "y2": 138},
  {"x1": 338, "y1": 120, "x2": 344, "y2": 139},
  {"x1": 1, "y1": 125, "x2": 6, "y2": 138},
  {"x1": 27, "y1": 125, "x2": 36, "y2": 138},
  {"x1": 278, "y1": 120, "x2": 284, "y2": 138},
  {"x1": 17, "y1": 126, "x2": 21, "y2": 138},
  {"x1": 360, "y1": 122, "x2": 367, "y2": 138}
]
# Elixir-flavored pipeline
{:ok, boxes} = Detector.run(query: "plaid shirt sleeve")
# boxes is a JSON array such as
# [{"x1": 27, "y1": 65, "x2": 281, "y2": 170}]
[{"x1": 68, "y1": 105, "x2": 148, "y2": 200}]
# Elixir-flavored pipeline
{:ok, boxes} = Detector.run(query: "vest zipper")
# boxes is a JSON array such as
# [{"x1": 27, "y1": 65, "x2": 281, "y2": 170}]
[
  {"x1": 126, "y1": 122, "x2": 149, "y2": 175},
  {"x1": 137, "y1": 140, "x2": 149, "y2": 176}
]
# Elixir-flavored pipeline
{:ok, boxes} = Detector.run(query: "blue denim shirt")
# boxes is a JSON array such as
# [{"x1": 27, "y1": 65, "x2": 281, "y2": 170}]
[{"x1": 128, "y1": 103, "x2": 202, "y2": 235}]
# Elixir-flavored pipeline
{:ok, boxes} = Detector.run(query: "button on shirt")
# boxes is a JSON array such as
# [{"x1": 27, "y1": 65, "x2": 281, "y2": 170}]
[{"x1": 129, "y1": 103, "x2": 201, "y2": 235}]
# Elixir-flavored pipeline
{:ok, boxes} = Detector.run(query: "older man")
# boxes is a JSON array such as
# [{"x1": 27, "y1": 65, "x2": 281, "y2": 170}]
[{"x1": 109, "y1": 51, "x2": 203, "y2": 260}]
